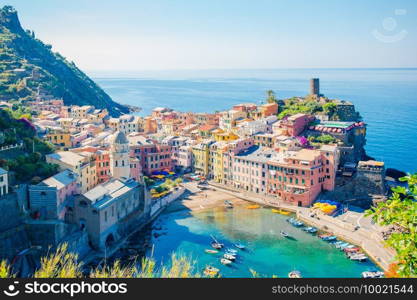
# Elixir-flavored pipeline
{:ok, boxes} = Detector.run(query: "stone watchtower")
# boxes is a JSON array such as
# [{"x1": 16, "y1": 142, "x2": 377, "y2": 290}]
[
  {"x1": 110, "y1": 131, "x2": 131, "y2": 180},
  {"x1": 310, "y1": 78, "x2": 320, "y2": 97}
]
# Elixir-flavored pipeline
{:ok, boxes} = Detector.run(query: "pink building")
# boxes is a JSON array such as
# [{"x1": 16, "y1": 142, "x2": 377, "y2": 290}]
[
  {"x1": 232, "y1": 103, "x2": 257, "y2": 113},
  {"x1": 29, "y1": 169, "x2": 79, "y2": 220},
  {"x1": 128, "y1": 135, "x2": 173, "y2": 175},
  {"x1": 71, "y1": 131, "x2": 89, "y2": 148},
  {"x1": 95, "y1": 150, "x2": 111, "y2": 183},
  {"x1": 130, "y1": 157, "x2": 143, "y2": 182},
  {"x1": 231, "y1": 145, "x2": 336, "y2": 207},
  {"x1": 277, "y1": 113, "x2": 315, "y2": 137},
  {"x1": 222, "y1": 138, "x2": 254, "y2": 185}
]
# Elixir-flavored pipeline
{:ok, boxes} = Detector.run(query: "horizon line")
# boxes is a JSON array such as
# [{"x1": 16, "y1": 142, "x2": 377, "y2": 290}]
[{"x1": 87, "y1": 67, "x2": 417, "y2": 73}]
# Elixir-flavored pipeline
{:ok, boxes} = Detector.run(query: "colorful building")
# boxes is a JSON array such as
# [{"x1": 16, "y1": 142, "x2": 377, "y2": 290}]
[
  {"x1": 45, "y1": 130, "x2": 72, "y2": 148},
  {"x1": 128, "y1": 134, "x2": 173, "y2": 175},
  {"x1": 29, "y1": 170, "x2": 79, "y2": 220},
  {"x1": 0, "y1": 167, "x2": 9, "y2": 197},
  {"x1": 192, "y1": 140, "x2": 215, "y2": 177}
]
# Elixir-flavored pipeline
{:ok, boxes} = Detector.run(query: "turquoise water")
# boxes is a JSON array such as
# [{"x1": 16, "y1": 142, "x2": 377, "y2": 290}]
[
  {"x1": 93, "y1": 68, "x2": 417, "y2": 173},
  {"x1": 145, "y1": 205, "x2": 379, "y2": 278}
]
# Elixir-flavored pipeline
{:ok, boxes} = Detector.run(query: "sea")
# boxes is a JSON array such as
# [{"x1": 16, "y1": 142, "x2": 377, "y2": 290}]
[
  {"x1": 93, "y1": 68, "x2": 417, "y2": 174},
  {"x1": 132, "y1": 205, "x2": 380, "y2": 278}
]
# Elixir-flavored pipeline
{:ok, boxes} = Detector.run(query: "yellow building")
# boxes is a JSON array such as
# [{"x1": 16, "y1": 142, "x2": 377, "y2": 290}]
[
  {"x1": 45, "y1": 131, "x2": 71, "y2": 148},
  {"x1": 192, "y1": 140, "x2": 214, "y2": 177},
  {"x1": 46, "y1": 151, "x2": 97, "y2": 193},
  {"x1": 213, "y1": 129, "x2": 239, "y2": 142},
  {"x1": 209, "y1": 142, "x2": 228, "y2": 183}
]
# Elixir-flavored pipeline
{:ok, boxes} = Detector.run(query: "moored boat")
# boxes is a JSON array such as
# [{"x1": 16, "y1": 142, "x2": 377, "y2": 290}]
[
  {"x1": 226, "y1": 248, "x2": 238, "y2": 254},
  {"x1": 335, "y1": 242, "x2": 350, "y2": 249},
  {"x1": 220, "y1": 258, "x2": 233, "y2": 265},
  {"x1": 211, "y1": 242, "x2": 223, "y2": 249},
  {"x1": 344, "y1": 247, "x2": 360, "y2": 253},
  {"x1": 224, "y1": 200, "x2": 233, "y2": 208},
  {"x1": 272, "y1": 209, "x2": 291, "y2": 215},
  {"x1": 223, "y1": 253, "x2": 236, "y2": 260},
  {"x1": 349, "y1": 253, "x2": 368, "y2": 262},
  {"x1": 246, "y1": 204, "x2": 260, "y2": 209},
  {"x1": 322, "y1": 235, "x2": 337, "y2": 242},
  {"x1": 280, "y1": 231, "x2": 290, "y2": 238},
  {"x1": 288, "y1": 270, "x2": 302, "y2": 278},
  {"x1": 205, "y1": 249, "x2": 219, "y2": 254},
  {"x1": 318, "y1": 233, "x2": 331, "y2": 239},
  {"x1": 303, "y1": 226, "x2": 317, "y2": 233},
  {"x1": 234, "y1": 243, "x2": 246, "y2": 249},
  {"x1": 362, "y1": 271, "x2": 384, "y2": 278},
  {"x1": 204, "y1": 266, "x2": 220, "y2": 276}
]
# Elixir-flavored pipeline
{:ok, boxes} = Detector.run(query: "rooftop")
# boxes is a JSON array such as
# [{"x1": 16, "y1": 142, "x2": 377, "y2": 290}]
[
  {"x1": 40, "y1": 169, "x2": 77, "y2": 189},
  {"x1": 0, "y1": 167, "x2": 7, "y2": 175},
  {"x1": 83, "y1": 178, "x2": 138, "y2": 209},
  {"x1": 47, "y1": 151, "x2": 86, "y2": 167}
]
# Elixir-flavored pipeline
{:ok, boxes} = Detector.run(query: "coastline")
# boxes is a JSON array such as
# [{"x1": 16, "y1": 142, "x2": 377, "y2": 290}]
[{"x1": 162, "y1": 182, "x2": 394, "y2": 272}]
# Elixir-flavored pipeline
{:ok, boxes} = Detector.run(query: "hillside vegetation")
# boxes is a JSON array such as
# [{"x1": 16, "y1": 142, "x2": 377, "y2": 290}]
[
  {"x1": 0, "y1": 109, "x2": 57, "y2": 183},
  {"x1": 0, "y1": 5, "x2": 128, "y2": 116}
]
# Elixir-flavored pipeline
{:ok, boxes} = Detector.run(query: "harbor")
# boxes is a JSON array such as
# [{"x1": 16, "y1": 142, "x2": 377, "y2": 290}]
[{"x1": 139, "y1": 201, "x2": 381, "y2": 278}]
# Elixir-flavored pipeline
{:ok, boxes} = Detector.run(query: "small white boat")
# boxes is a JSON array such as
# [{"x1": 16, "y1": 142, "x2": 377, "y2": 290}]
[
  {"x1": 349, "y1": 254, "x2": 368, "y2": 262},
  {"x1": 211, "y1": 242, "x2": 223, "y2": 249},
  {"x1": 362, "y1": 271, "x2": 384, "y2": 278},
  {"x1": 224, "y1": 200, "x2": 234, "y2": 208},
  {"x1": 335, "y1": 242, "x2": 350, "y2": 249},
  {"x1": 234, "y1": 243, "x2": 246, "y2": 249},
  {"x1": 280, "y1": 231, "x2": 290, "y2": 238},
  {"x1": 288, "y1": 270, "x2": 302, "y2": 278},
  {"x1": 226, "y1": 248, "x2": 238, "y2": 254},
  {"x1": 223, "y1": 253, "x2": 236, "y2": 260},
  {"x1": 221, "y1": 258, "x2": 233, "y2": 265},
  {"x1": 205, "y1": 249, "x2": 219, "y2": 254}
]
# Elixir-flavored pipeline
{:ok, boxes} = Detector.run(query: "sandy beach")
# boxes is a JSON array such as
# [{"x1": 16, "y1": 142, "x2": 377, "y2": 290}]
[{"x1": 165, "y1": 186, "x2": 248, "y2": 213}]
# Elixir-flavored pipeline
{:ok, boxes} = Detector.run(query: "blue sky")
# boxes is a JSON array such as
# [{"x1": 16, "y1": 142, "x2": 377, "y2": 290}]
[{"x1": 3, "y1": 0, "x2": 417, "y2": 70}]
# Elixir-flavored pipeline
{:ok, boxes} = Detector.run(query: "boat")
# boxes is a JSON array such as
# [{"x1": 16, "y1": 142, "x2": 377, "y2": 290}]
[
  {"x1": 272, "y1": 209, "x2": 291, "y2": 215},
  {"x1": 226, "y1": 248, "x2": 238, "y2": 254},
  {"x1": 211, "y1": 242, "x2": 223, "y2": 249},
  {"x1": 318, "y1": 233, "x2": 331, "y2": 239},
  {"x1": 224, "y1": 200, "x2": 234, "y2": 208},
  {"x1": 210, "y1": 235, "x2": 224, "y2": 249},
  {"x1": 344, "y1": 247, "x2": 360, "y2": 253},
  {"x1": 362, "y1": 271, "x2": 384, "y2": 278},
  {"x1": 223, "y1": 253, "x2": 236, "y2": 260},
  {"x1": 246, "y1": 204, "x2": 260, "y2": 209},
  {"x1": 335, "y1": 242, "x2": 350, "y2": 249},
  {"x1": 288, "y1": 270, "x2": 302, "y2": 278},
  {"x1": 291, "y1": 220, "x2": 304, "y2": 227},
  {"x1": 220, "y1": 258, "x2": 233, "y2": 265},
  {"x1": 205, "y1": 249, "x2": 219, "y2": 254},
  {"x1": 234, "y1": 243, "x2": 246, "y2": 249},
  {"x1": 340, "y1": 244, "x2": 355, "y2": 250},
  {"x1": 280, "y1": 231, "x2": 290, "y2": 238},
  {"x1": 303, "y1": 227, "x2": 317, "y2": 233},
  {"x1": 322, "y1": 236, "x2": 337, "y2": 242},
  {"x1": 349, "y1": 253, "x2": 368, "y2": 262},
  {"x1": 204, "y1": 266, "x2": 220, "y2": 276}
]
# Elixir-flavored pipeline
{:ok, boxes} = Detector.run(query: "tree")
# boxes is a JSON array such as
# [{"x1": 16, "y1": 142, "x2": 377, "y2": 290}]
[
  {"x1": 366, "y1": 173, "x2": 417, "y2": 277},
  {"x1": 323, "y1": 102, "x2": 337, "y2": 116},
  {"x1": 266, "y1": 90, "x2": 277, "y2": 103}
]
